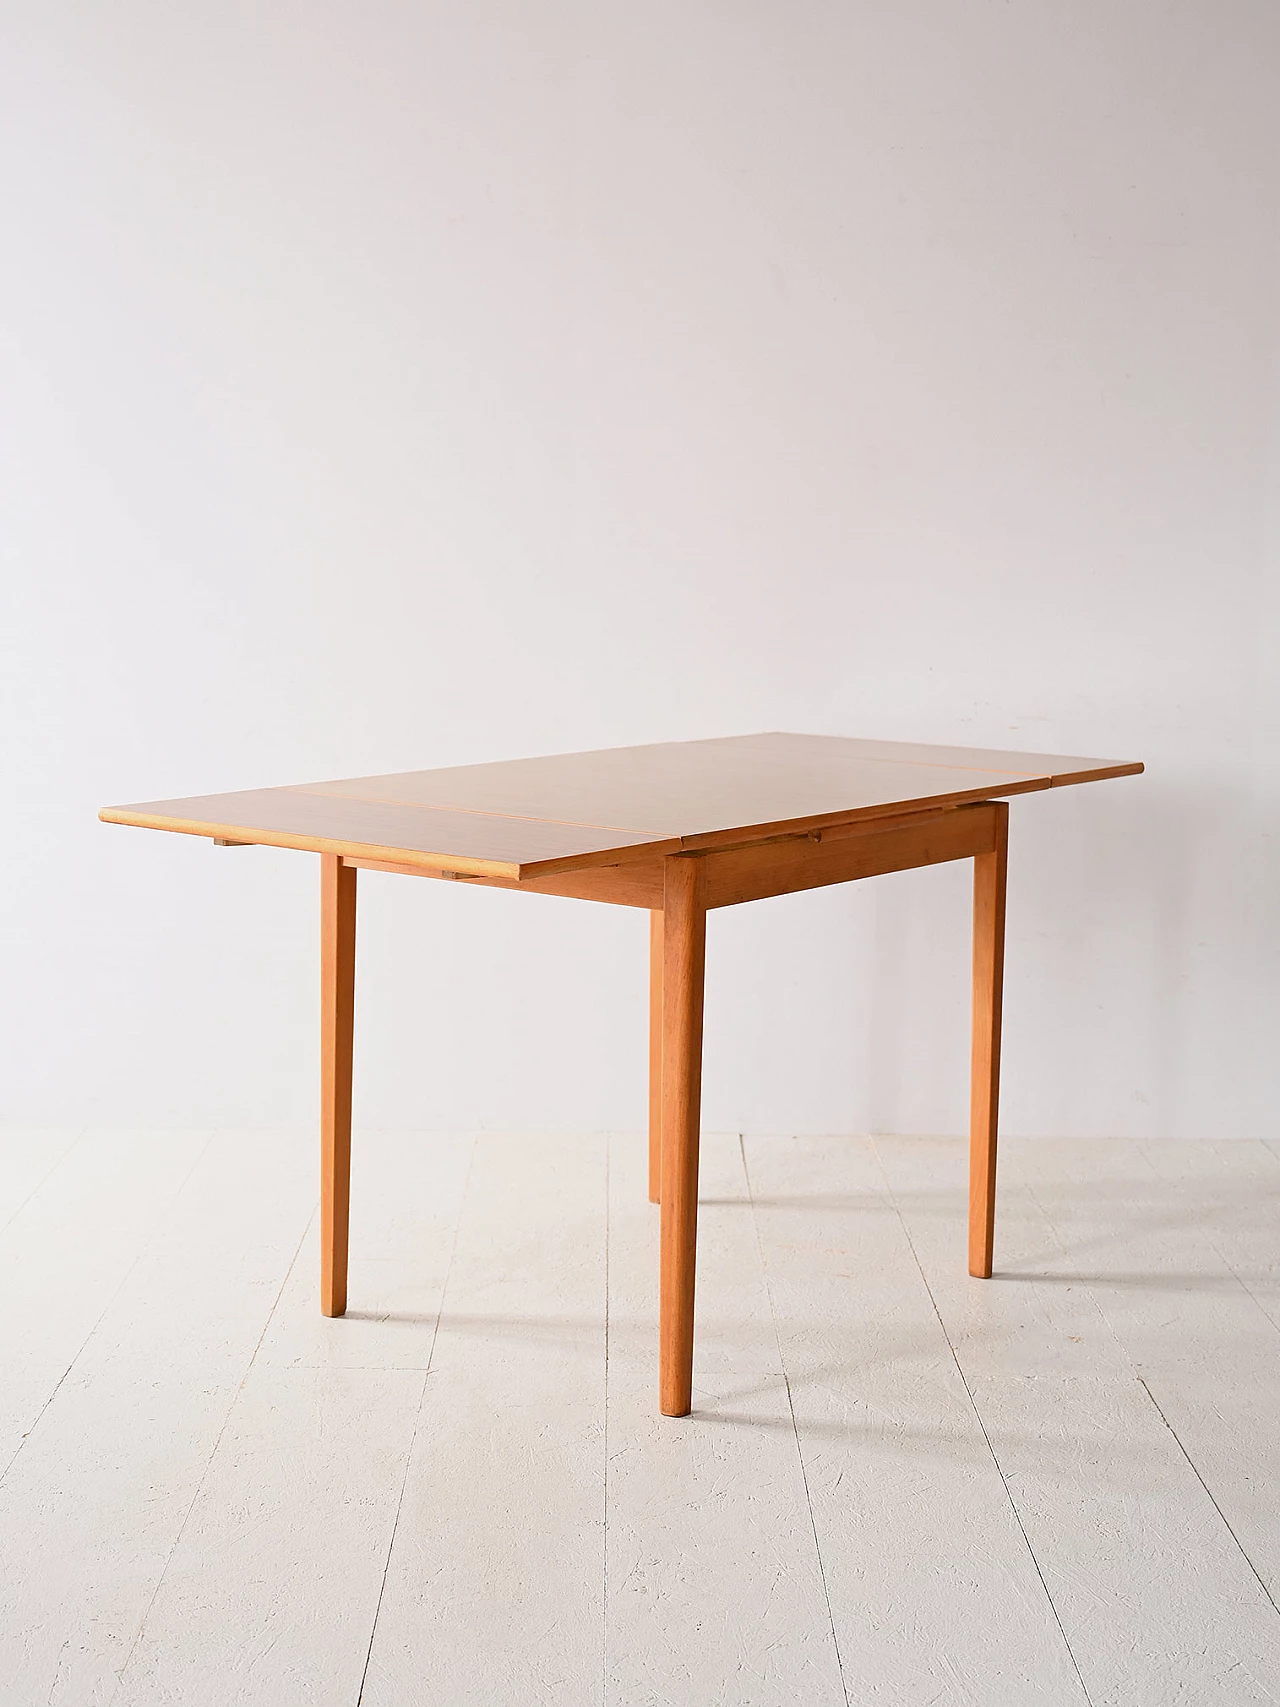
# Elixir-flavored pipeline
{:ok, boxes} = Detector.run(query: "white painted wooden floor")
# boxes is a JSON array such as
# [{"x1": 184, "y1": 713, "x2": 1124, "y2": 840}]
[{"x1": 2, "y1": 1127, "x2": 1279, "y2": 1706}]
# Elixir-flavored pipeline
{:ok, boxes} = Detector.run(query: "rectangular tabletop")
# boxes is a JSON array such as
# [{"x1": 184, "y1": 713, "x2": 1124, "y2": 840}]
[{"x1": 99, "y1": 732, "x2": 1142, "y2": 879}]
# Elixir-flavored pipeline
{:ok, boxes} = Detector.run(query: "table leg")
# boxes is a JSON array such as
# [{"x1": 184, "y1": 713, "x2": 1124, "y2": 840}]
[
  {"x1": 659, "y1": 857, "x2": 707, "y2": 1416},
  {"x1": 320, "y1": 854, "x2": 357, "y2": 1317},
  {"x1": 969, "y1": 802, "x2": 1008, "y2": 1278},
  {"x1": 648, "y1": 909, "x2": 664, "y2": 1205}
]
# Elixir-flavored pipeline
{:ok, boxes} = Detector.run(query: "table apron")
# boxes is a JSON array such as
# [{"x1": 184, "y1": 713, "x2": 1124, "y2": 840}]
[
  {"x1": 342, "y1": 802, "x2": 998, "y2": 910},
  {"x1": 700, "y1": 803, "x2": 998, "y2": 908}
]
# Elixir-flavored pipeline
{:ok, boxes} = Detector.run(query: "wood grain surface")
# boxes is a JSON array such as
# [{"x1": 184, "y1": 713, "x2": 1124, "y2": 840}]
[
  {"x1": 319, "y1": 855, "x2": 357, "y2": 1318},
  {"x1": 658, "y1": 856, "x2": 708, "y2": 1418},
  {"x1": 100, "y1": 732, "x2": 1141, "y2": 878},
  {"x1": 968, "y1": 801, "x2": 1009, "y2": 1278}
]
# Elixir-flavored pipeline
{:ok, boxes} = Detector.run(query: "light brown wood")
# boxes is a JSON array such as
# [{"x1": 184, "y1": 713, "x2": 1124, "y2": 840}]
[
  {"x1": 969, "y1": 802, "x2": 1008, "y2": 1279},
  {"x1": 307, "y1": 732, "x2": 1143, "y2": 835},
  {"x1": 659, "y1": 857, "x2": 707, "y2": 1417},
  {"x1": 100, "y1": 732, "x2": 1142, "y2": 880},
  {"x1": 320, "y1": 853, "x2": 357, "y2": 1317},
  {"x1": 340, "y1": 855, "x2": 664, "y2": 909},
  {"x1": 99, "y1": 793, "x2": 674, "y2": 880},
  {"x1": 341, "y1": 807, "x2": 993, "y2": 912},
  {"x1": 100, "y1": 732, "x2": 1142, "y2": 1409},
  {"x1": 648, "y1": 909, "x2": 664, "y2": 1205},
  {"x1": 702, "y1": 805, "x2": 996, "y2": 909}
]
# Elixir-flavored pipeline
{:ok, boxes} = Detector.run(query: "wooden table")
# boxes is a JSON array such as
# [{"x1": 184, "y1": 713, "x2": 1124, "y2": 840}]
[{"x1": 101, "y1": 732, "x2": 1141, "y2": 1416}]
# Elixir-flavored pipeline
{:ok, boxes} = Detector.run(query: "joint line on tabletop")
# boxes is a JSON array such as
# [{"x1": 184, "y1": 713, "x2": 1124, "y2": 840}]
[
  {"x1": 291, "y1": 786, "x2": 668, "y2": 840},
  {"x1": 739, "y1": 1135, "x2": 851, "y2": 1707},
  {"x1": 808, "y1": 754, "x2": 1046, "y2": 778},
  {"x1": 1137, "y1": 1375, "x2": 1280, "y2": 1619},
  {"x1": 105, "y1": 1187, "x2": 314, "y2": 1705},
  {"x1": 356, "y1": 1130, "x2": 479, "y2": 1707},
  {"x1": 869, "y1": 1137, "x2": 1096, "y2": 1707},
  {"x1": 0, "y1": 1128, "x2": 217, "y2": 1495}
]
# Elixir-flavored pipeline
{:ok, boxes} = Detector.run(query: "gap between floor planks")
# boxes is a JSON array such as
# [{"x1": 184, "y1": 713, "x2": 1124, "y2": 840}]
[{"x1": 3, "y1": 1130, "x2": 1280, "y2": 1706}]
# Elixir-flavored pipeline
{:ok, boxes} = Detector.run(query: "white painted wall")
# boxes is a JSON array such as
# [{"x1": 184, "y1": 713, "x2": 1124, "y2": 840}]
[{"x1": 2, "y1": 3, "x2": 1276, "y2": 1138}]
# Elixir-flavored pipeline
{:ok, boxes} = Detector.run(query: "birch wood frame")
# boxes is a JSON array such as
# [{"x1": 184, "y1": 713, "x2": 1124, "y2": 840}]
[{"x1": 326, "y1": 801, "x2": 1008, "y2": 1415}]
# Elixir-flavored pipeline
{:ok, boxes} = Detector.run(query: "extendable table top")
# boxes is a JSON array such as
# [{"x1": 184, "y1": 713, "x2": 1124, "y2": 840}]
[{"x1": 102, "y1": 732, "x2": 1142, "y2": 1416}]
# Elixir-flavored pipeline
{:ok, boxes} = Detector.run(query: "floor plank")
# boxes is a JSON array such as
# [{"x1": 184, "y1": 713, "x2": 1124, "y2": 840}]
[
  {"x1": 0, "y1": 1127, "x2": 212, "y2": 1475},
  {"x1": 1009, "y1": 1139, "x2": 1280, "y2": 1657},
  {"x1": 360, "y1": 1129, "x2": 608, "y2": 1707},
  {"x1": 0, "y1": 1126, "x2": 83, "y2": 1232},
  {"x1": 745, "y1": 1133, "x2": 1089, "y2": 1707},
  {"x1": 1133, "y1": 1139, "x2": 1280, "y2": 1605},
  {"x1": 258, "y1": 1130, "x2": 473, "y2": 1371},
  {"x1": 0, "y1": 1128, "x2": 314, "y2": 1707},
  {"x1": 878, "y1": 1135, "x2": 1280, "y2": 1706},
  {"x1": 109, "y1": 1130, "x2": 474, "y2": 1707},
  {"x1": 4, "y1": 1126, "x2": 1280, "y2": 1706},
  {"x1": 114, "y1": 1365, "x2": 426, "y2": 1707},
  {"x1": 1138, "y1": 1137, "x2": 1280, "y2": 1336},
  {"x1": 604, "y1": 1130, "x2": 846, "y2": 1707}
]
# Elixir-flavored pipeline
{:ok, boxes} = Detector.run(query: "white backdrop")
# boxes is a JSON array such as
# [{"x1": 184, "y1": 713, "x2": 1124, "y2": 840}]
[{"x1": 2, "y1": 3, "x2": 1276, "y2": 1139}]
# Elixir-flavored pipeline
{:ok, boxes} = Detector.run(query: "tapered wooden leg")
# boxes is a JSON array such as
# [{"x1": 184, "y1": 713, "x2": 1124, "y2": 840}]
[
  {"x1": 648, "y1": 909, "x2": 664, "y2": 1205},
  {"x1": 969, "y1": 802, "x2": 1008, "y2": 1279},
  {"x1": 659, "y1": 857, "x2": 707, "y2": 1417},
  {"x1": 320, "y1": 853, "x2": 357, "y2": 1317}
]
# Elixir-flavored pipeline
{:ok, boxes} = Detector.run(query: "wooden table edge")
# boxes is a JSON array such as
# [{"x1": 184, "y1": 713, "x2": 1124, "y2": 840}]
[
  {"x1": 1048, "y1": 759, "x2": 1144, "y2": 787},
  {"x1": 669, "y1": 760, "x2": 1143, "y2": 856},
  {"x1": 96, "y1": 807, "x2": 546, "y2": 880},
  {"x1": 99, "y1": 756, "x2": 1143, "y2": 884},
  {"x1": 100, "y1": 745, "x2": 1144, "y2": 1419}
]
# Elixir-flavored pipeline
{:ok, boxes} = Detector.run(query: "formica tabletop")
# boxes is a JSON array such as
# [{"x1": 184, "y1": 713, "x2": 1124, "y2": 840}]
[{"x1": 99, "y1": 732, "x2": 1142, "y2": 880}]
